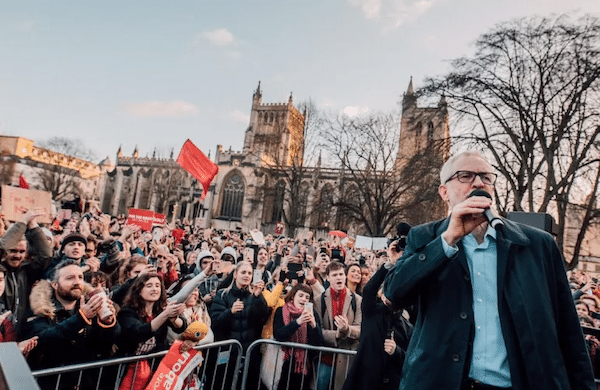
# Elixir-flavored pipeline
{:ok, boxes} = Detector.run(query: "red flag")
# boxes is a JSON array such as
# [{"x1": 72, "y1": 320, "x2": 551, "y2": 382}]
[
  {"x1": 19, "y1": 175, "x2": 29, "y2": 189},
  {"x1": 176, "y1": 139, "x2": 218, "y2": 200}
]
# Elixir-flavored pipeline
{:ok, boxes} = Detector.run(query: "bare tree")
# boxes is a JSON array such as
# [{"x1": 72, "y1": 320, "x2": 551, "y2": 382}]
[
  {"x1": 422, "y1": 14, "x2": 600, "y2": 268},
  {"x1": 260, "y1": 99, "x2": 325, "y2": 236},
  {"x1": 35, "y1": 137, "x2": 97, "y2": 200},
  {"x1": 321, "y1": 113, "x2": 445, "y2": 236},
  {"x1": 0, "y1": 151, "x2": 17, "y2": 186}
]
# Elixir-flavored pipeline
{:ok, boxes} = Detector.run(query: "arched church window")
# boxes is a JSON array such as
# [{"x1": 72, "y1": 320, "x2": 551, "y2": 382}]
[
  {"x1": 315, "y1": 184, "x2": 333, "y2": 227},
  {"x1": 271, "y1": 180, "x2": 285, "y2": 223},
  {"x1": 428, "y1": 122, "x2": 435, "y2": 142},
  {"x1": 415, "y1": 122, "x2": 422, "y2": 150},
  {"x1": 220, "y1": 173, "x2": 245, "y2": 220}
]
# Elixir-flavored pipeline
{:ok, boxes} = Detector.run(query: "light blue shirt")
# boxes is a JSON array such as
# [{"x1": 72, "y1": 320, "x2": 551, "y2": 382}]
[{"x1": 442, "y1": 226, "x2": 512, "y2": 388}]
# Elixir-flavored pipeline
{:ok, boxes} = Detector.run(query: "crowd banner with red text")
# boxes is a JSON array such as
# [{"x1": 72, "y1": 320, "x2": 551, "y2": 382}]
[
  {"x1": 127, "y1": 208, "x2": 167, "y2": 231},
  {"x1": 145, "y1": 340, "x2": 204, "y2": 390},
  {"x1": 1, "y1": 185, "x2": 52, "y2": 223}
]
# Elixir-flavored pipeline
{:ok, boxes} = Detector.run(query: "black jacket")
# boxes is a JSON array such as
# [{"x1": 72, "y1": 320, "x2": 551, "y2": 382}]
[
  {"x1": 1, "y1": 223, "x2": 53, "y2": 335},
  {"x1": 22, "y1": 280, "x2": 120, "y2": 369},
  {"x1": 273, "y1": 306, "x2": 326, "y2": 347},
  {"x1": 342, "y1": 265, "x2": 412, "y2": 390},
  {"x1": 117, "y1": 306, "x2": 186, "y2": 356},
  {"x1": 210, "y1": 285, "x2": 269, "y2": 351},
  {"x1": 384, "y1": 217, "x2": 595, "y2": 390}
]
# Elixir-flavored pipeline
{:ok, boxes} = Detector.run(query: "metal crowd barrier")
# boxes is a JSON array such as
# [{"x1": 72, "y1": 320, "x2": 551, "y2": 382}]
[
  {"x1": 241, "y1": 339, "x2": 357, "y2": 390},
  {"x1": 31, "y1": 339, "x2": 243, "y2": 390}
]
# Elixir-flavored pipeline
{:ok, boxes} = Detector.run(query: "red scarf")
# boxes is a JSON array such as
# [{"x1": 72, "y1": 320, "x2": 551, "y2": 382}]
[
  {"x1": 330, "y1": 287, "x2": 346, "y2": 319},
  {"x1": 282, "y1": 301, "x2": 309, "y2": 375}
]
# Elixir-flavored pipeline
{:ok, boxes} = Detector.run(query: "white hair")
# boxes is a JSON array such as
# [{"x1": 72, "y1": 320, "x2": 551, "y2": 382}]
[{"x1": 439, "y1": 150, "x2": 489, "y2": 184}]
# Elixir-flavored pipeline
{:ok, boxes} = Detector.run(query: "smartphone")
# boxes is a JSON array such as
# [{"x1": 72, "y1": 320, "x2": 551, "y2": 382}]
[
  {"x1": 287, "y1": 263, "x2": 304, "y2": 280},
  {"x1": 304, "y1": 302, "x2": 313, "y2": 313},
  {"x1": 253, "y1": 269, "x2": 262, "y2": 284},
  {"x1": 331, "y1": 249, "x2": 343, "y2": 261}
]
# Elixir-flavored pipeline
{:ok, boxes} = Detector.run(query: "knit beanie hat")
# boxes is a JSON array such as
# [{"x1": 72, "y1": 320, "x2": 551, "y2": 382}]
[{"x1": 60, "y1": 233, "x2": 87, "y2": 252}]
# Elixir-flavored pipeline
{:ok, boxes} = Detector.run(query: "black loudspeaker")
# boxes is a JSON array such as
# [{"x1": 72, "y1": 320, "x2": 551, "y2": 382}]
[{"x1": 507, "y1": 212, "x2": 555, "y2": 234}]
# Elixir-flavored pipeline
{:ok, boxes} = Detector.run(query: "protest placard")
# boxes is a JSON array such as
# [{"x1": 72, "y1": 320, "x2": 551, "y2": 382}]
[
  {"x1": 126, "y1": 208, "x2": 166, "y2": 231},
  {"x1": 1, "y1": 186, "x2": 52, "y2": 223}
]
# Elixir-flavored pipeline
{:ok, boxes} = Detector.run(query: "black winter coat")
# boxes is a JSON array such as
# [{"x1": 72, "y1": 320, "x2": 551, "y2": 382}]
[
  {"x1": 117, "y1": 306, "x2": 186, "y2": 356},
  {"x1": 1, "y1": 223, "x2": 53, "y2": 335},
  {"x1": 384, "y1": 217, "x2": 595, "y2": 390},
  {"x1": 342, "y1": 265, "x2": 413, "y2": 390},
  {"x1": 210, "y1": 285, "x2": 269, "y2": 351},
  {"x1": 273, "y1": 306, "x2": 326, "y2": 347}
]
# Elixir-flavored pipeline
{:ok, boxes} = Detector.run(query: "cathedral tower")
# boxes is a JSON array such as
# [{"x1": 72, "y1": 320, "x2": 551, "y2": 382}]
[
  {"x1": 243, "y1": 82, "x2": 305, "y2": 167},
  {"x1": 396, "y1": 77, "x2": 451, "y2": 169}
]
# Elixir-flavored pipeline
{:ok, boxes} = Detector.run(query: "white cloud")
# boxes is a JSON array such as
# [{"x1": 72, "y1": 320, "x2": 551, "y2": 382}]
[
  {"x1": 348, "y1": 0, "x2": 437, "y2": 28},
  {"x1": 202, "y1": 28, "x2": 235, "y2": 47},
  {"x1": 228, "y1": 109, "x2": 250, "y2": 124},
  {"x1": 18, "y1": 20, "x2": 35, "y2": 32},
  {"x1": 341, "y1": 106, "x2": 370, "y2": 117},
  {"x1": 123, "y1": 101, "x2": 198, "y2": 118},
  {"x1": 348, "y1": 0, "x2": 382, "y2": 19}
]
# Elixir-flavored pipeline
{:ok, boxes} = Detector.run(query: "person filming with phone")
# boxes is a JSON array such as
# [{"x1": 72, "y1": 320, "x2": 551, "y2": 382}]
[{"x1": 384, "y1": 150, "x2": 594, "y2": 390}]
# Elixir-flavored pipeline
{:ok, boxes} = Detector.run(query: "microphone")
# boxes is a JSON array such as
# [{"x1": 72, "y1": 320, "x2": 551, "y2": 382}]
[{"x1": 468, "y1": 189, "x2": 504, "y2": 230}]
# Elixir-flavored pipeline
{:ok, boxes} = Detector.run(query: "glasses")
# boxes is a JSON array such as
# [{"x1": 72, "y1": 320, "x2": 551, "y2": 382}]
[{"x1": 444, "y1": 170, "x2": 497, "y2": 185}]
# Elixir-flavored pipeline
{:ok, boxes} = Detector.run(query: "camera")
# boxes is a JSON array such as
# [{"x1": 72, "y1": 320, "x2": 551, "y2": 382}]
[{"x1": 389, "y1": 222, "x2": 411, "y2": 252}]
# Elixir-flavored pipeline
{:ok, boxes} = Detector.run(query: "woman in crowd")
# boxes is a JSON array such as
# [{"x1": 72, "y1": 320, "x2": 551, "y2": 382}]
[
  {"x1": 180, "y1": 249, "x2": 199, "y2": 275},
  {"x1": 210, "y1": 261, "x2": 269, "y2": 390},
  {"x1": 255, "y1": 246, "x2": 273, "y2": 285},
  {"x1": 273, "y1": 284, "x2": 325, "y2": 390},
  {"x1": 345, "y1": 263, "x2": 363, "y2": 295},
  {"x1": 210, "y1": 261, "x2": 269, "y2": 350},
  {"x1": 117, "y1": 273, "x2": 186, "y2": 390},
  {"x1": 110, "y1": 254, "x2": 153, "y2": 306},
  {"x1": 166, "y1": 275, "x2": 214, "y2": 345},
  {"x1": 313, "y1": 249, "x2": 330, "y2": 289}
]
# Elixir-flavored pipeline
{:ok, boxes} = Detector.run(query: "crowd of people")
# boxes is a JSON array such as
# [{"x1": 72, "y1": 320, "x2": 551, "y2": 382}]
[
  {"x1": 0, "y1": 150, "x2": 597, "y2": 390},
  {"x1": 0, "y1": 201, "x2": 412, "y2": 390}
]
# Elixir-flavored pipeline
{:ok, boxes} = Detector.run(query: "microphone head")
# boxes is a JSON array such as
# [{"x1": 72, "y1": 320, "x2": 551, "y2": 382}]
[{"x1": 469, "y1": 189, "x2": 492, "y2": 199}]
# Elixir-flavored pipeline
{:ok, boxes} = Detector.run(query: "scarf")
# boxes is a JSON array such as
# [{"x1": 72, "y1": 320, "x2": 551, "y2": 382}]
[{"x1": 282, "y1": 301, "x2": 309, "y2": 375}]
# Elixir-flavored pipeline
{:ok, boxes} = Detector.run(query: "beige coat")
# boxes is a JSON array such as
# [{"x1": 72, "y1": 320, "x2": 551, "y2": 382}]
[{"x1": 314, "y1": 287, "x2": 362, "y2": 390}]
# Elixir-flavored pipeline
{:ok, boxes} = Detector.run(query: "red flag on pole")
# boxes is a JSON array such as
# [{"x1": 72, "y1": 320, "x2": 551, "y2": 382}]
[
  {"x1": 176, "y1": 139, "x2": 218, "y2": 200},
  {"x1": 19, "y1": 175, "x2": 30, "y2": 189}
]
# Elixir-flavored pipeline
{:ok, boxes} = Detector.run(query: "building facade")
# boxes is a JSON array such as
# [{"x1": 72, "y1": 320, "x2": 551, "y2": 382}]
[
  {"x1": 0, "y1": 135, "x2": 111, "y2": 203},
  {"x1": 101, "y1": 81, "x2": 450, "y2": 236}
]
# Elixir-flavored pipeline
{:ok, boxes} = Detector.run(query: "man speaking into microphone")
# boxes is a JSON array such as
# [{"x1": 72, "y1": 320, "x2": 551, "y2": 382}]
[{"x1": 384, "y1": 150, "x2": 594, "y2": 390}]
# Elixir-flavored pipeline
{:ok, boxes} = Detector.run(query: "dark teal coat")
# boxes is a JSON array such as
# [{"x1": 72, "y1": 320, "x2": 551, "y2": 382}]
[{"x1": 384, "y1": 218, "x2": 594, "y2": 390}]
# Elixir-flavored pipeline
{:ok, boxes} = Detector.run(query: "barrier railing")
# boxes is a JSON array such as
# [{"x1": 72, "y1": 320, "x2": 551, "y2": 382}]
[
  {"x1": 241, "y1": 339, "x2": 357, "y2": 390},
  {"x1": 31, "y1": 339, "x2": 243, "y2": 390}
]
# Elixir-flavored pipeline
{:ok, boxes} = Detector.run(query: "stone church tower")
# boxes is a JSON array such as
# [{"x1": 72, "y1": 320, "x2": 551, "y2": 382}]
[
  {"x1": 243, "y1": 82, "x2": 305, "y2": 167},
  {"x1": 396, "y1": 77, "x2": 451, "y2": 170},
  {"x1": 395, "y1": 78, "x2": 452, "y2": 224}
]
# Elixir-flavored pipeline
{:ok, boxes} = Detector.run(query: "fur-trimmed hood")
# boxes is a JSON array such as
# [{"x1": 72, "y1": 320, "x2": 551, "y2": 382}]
[{"x1": 29, "y1": 280, "x2": 94, "y2": 320}]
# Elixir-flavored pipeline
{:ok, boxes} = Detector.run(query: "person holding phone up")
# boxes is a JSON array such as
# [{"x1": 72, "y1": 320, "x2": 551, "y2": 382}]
[{"x1": 273, "y1": 284, "x2": 325, "y2": 390}]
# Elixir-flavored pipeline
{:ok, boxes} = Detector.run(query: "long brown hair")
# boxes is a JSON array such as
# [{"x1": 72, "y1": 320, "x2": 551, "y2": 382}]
[{"x1": 124, "y1": 273, "x2": 167, "y2": 320}]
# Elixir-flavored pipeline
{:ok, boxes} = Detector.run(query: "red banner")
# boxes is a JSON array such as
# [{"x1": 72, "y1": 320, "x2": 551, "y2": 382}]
[
  {"x1": 127, "y1": 208, "x2": 166, "y2": 231},
  {"x1": 145, "y1": 340, "x2": 204, "y2": 390},
  {"x1": 176, "y1": 139, "x2": 218, "y2": 200}
]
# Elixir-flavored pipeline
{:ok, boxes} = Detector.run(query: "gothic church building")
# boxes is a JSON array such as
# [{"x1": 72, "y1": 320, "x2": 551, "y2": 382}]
[{"x1": 101, "y1": 80, "x2": 449, "y2": 235}]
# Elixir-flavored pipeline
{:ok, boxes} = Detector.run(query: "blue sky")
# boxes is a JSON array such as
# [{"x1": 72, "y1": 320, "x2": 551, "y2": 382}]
[{"x1": 1, "y1": 0, "x2": 597, "y2": 162}]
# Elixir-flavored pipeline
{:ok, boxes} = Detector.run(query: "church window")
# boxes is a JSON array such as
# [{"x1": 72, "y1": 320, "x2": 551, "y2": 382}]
[
  {"x1": 271, "y1": 180, "x2": 285, "y2": 223},
  {"x1": 428, "y1": 122, "x2": 435, "y2": 142},
  {"x1": 220, "y1": 173, "x2": 245, "y2": 220},
  {"x1": 415, "y1": 122, "x2": 422, "y2": 150}
]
